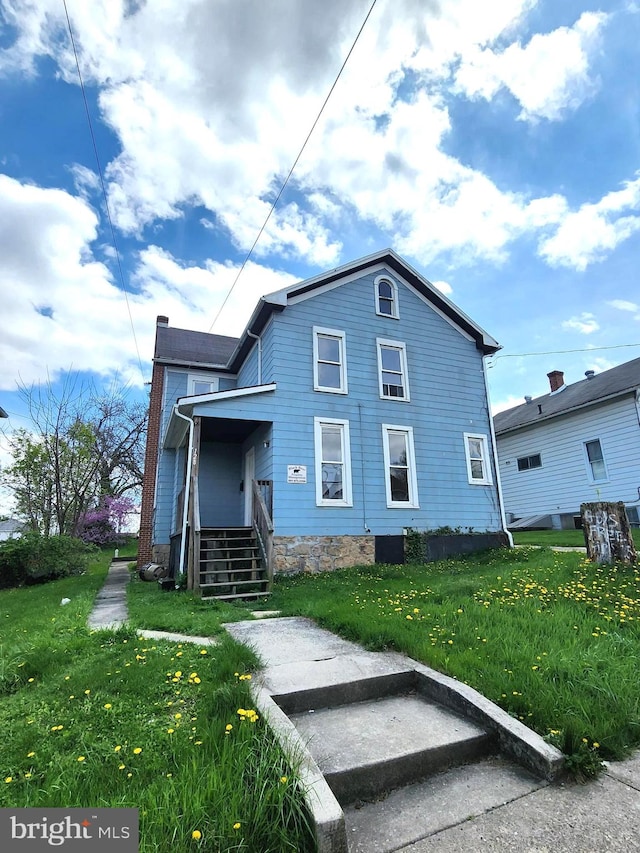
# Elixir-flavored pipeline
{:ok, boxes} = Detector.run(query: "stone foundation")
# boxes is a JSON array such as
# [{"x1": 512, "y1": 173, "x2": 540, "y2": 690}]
[
  {"x1": 273, "y1": 535, "x2": 375, "y2": 574},
  {"x1": 151, "y1": 544, "x2": 170, "y2": 568}
]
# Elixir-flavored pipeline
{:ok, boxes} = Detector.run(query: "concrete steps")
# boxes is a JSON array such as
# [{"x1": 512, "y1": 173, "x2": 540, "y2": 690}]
[{"x1": 290, "y1": 693, "x2": 496, "y2": 805}]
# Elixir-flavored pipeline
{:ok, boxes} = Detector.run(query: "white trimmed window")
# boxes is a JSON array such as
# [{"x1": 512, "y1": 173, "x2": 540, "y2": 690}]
[
  {"x1": 188, "y1": 373, "x2": 219, "y2": 396},
  {"x1": 313, "y1": 327, "x2": 348, "y2": 394},
  {"x1": 375, "y1": 275, "x2": 399, "y2": 318},
  {"x1": 382, "y1": 425, "x2": 419, "y2": 507},
  {"x1": 584, "y1": 438, "x2": 607, "y2": 482},
  {"x1": 377, "y1": 339, "x2": 410, "y2": 401},
  {"x1": 464, "y1": 433, "x2": 492, "y2": 485},
  {"x1": 314, "y1": 418, "x2": 353, "y2": 506}
]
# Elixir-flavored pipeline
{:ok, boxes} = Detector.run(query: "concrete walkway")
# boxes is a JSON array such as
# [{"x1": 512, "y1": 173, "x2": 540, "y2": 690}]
[{"x1": 87, "y1": 567, "x2": 640, "y2": 852}]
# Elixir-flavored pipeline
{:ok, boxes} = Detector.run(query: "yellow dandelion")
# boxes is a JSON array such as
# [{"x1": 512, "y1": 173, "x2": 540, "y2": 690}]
[
  {"x1": 225, "y1": 724, "x2": 233, "y2": 731},
  {"x1": 5, "y1": 776, "x2": 13, "y2": 783},
  {"x1": 118, "y1": 764, "x2": 125, "y2": 770},
  {"x1": 84, "y1": 689, "x2": 91, "y2": 695},
  {"x1": 24, "y1": 773, "x2": 32, "y2": 779},
  {"x1": 27, "y1": 751, "x2": 35, "y2": 758},
  {"x1": 133, "y1": 747, "x2": 142, "y2": 755},
  {"x1": 192, "y1": 830, "x2": 202, "y2": 840},
  {"x1": 114, "y1": 745, "x2": 122, "y2": 752},
  {"x1": 280, "y1": 776, "x2": 288, "y2": 784},
  {"x1": 104, "y1": 703, "x2": 112, "y2": 710},
  {"x1": 593, "y1": 742, "x2": 600, "y2": 749},
  {"x1": 28, "y1": 677, "x2": 34, "y2": 683},
  {"x1": 199, "y1": 649, "x2": 207, "y2": 655},
  {"x1": 77, "y1": 756, "x2": 86, "y2": 762},
  {"x1": 233, "y1": 823, "x2": 241, "y2": 830},
  {"x1": 174, "y1": 713, "x2": 182, "y2": 720},
  {"x1": 167, "y1": 728, "x2": 175, "y2": 734}
]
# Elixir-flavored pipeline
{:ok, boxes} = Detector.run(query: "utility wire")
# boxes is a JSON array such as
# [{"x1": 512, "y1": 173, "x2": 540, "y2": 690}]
[
  {"x1": 207, "y1": 0, "x2": 379, "y2": 334},
  {"x1": 488, "y1": 341, "x2": 640, "y2": 365},
  {"x1": 62, "y1": 0, "x2": 146, "y2": 385}
]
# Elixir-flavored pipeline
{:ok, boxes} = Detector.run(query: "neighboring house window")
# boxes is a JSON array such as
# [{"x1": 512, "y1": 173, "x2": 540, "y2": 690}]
[
  {"x1": 517, "y1": 453, "x2": 542, "y2": 471},
  {"x1": 313, "y1": 327, "x2": 348, "y2": 394},
  {"x1": 584, "y1": 439, "x2": 607, "y2": 481},
  {"x1": 382, "y1": 424, "x2": 419, "y2": 507},
  {"x1": 188, "y1": 374, "x2": 219, "y2": 396},
  {"x1": 377, "y1": 339, "x2": 410, "y2": 401},
  {"x1": 464, "y1": 433, "x2": 492, "y2": 485},
  {"x1": 314, "y1": 417, "x2": 353, "y2": 506},
  {"x1": 375, "y1": 276, "x2": 399, "y2": 318}
]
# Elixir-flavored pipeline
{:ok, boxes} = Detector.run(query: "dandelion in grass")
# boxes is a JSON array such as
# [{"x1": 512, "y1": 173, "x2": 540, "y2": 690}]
[
  {"x1": 192, "y1": 830, "x2": 202, "y2": 841},
  {"x1": 174, "y1": 713, "x2": 182, "y2": 720},
  {"x1": 167, "y1": 728, "x2": 175, "y2": 734},
  {"x1": 5, "y1": 777, "x2": 13, "y2": 783},
  {"x1": 233, "y1": 823, "x2": 241, "y2": 830},
  {"x1": 84, "y1": 690, "x2": 90, "y2": 695},
  {"x1": 199, "y1": 649, "x2": 207, "y2": 655},
  {"x1": 77, "y1": 756, "x2": 86, "y2": 762},
  {"x1": 27, "y1": 752, "x2": 35, "y2": 758},
  {"x1": 104, "y1": 703, "x2": 112, "y2": 710},
  {"x1": 133, "y1": 747, "x2": 142, "y2": 755},
  {"x1": 114, "y1": 745, "x2": 122, "y2": 752},
  {"x1": 280, "y1": 776, "x2": 288, "y2": 784},
  {"x1": 118, "y1": 764, "x2": 125, "y2": 770}
]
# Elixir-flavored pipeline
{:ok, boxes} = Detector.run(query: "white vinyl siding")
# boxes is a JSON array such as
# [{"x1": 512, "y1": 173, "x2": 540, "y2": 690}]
[
  {"x1": 314, "y1": 417, "x2": 353, "y2": 506},
  {"x1": 313, "y1": 327, "x2": 348, "y2": 394},
  {"x1": 377, "y1": 339, "x2": 410, "y2": 401},
  {"x1": 464, "y1": 433, "x2": 492, "y2": 485},
  {"x1": 382, "y1": 424, "x2": 419, "y2": 508},
  {"x1": 375, "y1": 275, "x2": 399, "y2": 318}
]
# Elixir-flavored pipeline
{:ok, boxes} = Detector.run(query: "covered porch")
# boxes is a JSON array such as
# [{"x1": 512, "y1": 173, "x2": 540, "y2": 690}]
[{"x1": 167, "y1": 413, "x2": 274, "y2": 599}]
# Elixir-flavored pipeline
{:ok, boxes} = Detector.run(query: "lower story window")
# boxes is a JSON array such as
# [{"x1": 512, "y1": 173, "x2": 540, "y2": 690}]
[
  {"x1": 314, "y1": 417, "x2": 353, "y2": 506},
  {"x1": 464, "y1": 433, "x2": 492, "y2": 485},
  {"x1": 517, "y1": 453, "x2": 542, "y2": 471},
  {"x1": 382, "y1": 424, "x2": 419, "y2": 508}
]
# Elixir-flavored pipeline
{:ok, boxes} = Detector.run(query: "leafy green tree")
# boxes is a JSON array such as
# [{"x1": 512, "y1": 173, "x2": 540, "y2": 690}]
[{"x1": 1, "y1": 377, "x2": 146, "y2": 536}]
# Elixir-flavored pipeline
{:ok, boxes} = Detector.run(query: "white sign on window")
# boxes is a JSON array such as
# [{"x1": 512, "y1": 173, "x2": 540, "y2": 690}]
[{"x1": 287, "y1": 465, "x2": 307, "y2": 484}]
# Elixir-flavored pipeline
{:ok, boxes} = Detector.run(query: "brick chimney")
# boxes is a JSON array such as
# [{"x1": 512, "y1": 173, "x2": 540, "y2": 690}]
[
  {"x1": 547, "y1": 370, "x2": 564, "y2": 393},
  {"x1": 157, "y1": 315, "x2": 169, "y2": 326}
]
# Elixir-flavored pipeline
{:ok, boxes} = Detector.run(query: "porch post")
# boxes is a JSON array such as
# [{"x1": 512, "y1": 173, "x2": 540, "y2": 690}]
[{"x1": 187, "y1": 416, "x2": 202, "y2": 590}]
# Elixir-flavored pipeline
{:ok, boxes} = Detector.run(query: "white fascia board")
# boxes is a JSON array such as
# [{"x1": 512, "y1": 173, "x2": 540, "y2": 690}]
[{"x1": 177, "y1": 382, "x2": 277, "y2": 407}]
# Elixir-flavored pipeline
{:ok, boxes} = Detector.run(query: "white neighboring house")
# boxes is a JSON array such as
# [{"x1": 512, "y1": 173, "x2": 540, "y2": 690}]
[
  {"x1": 493, "y1": 359, "x2": 640, "y2": 530},
  {"x1": 0, "y1": 519, "x2": 26, "y2": 541}
]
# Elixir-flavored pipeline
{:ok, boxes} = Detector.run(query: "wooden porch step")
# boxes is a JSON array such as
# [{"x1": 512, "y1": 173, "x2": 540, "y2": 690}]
[
  {"x1": 201, "y1": 590, "x2": 271, "y2": 601},
  {"x1": 200, "y1": 555, "x2": 260, "y2": 564},
  {"x1": 200, "y1": 566, "x2": 266, "y2": 576},
  {"x1": 200, "y1": 578, "x2": 269, "y2": 589}
]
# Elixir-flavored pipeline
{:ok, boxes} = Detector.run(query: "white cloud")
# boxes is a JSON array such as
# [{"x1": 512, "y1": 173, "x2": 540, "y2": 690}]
[
  {"x1": 0, "y1": 174, "x2": 299, "y2": 389},
  {"x1": 561, "y1": 312, "x2": 600, "y2": 335},
  {"x1": 539, "y1": 175, "x2": 640, "y2": 270},
  {"x1": 491, "y1": 394, "x2": 526, "y2": 415},
  {"x1": 455, "y1": 12, "x2": 607, "y2": 121},
  {"x1": 608, "y1": 299, "x2": 639, "y2": 312},
  {"x1": 431, "y1": 280, "x2": 453, "y2": 296}
]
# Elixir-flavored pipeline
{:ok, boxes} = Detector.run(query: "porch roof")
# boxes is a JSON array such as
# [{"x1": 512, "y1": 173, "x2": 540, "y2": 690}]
[{"x1": 163, "y1": 383, "x2": 277, "y2": 448}]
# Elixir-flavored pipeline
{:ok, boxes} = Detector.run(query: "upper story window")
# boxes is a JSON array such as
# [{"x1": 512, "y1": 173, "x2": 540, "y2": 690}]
[
  {"x1": 517, "y1": 453, "x2": 542, "y2": 471},
  {"x1": 464, "y1": 433, "x2": 492, "y2": 485},
  {"x1": 313, "y1": 327, "x2": 348, "y2": 394},
  {"x1": 382, "y1": 424, "x2": 419, "y2": 507},
  {"x1": 584, "y1": 438, "x2": 607, "y2": 482},
  {"x1": 188, "y1": 374, "x2": 219, "y2": 396},
  {"x1": 375, "y1": 275, "x2": 399, "y2": 318},
  {"x1": 314, "y1": 417, "x2": 353, "y2": 506},
  {"x1": 377, "y1": 339, "x2": 410, "y2": 401}
]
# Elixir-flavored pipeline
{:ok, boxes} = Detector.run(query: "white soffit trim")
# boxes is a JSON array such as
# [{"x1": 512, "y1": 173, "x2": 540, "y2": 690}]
[{"x1": 177, "y1": 382, "x2": 277, "y2": 406}]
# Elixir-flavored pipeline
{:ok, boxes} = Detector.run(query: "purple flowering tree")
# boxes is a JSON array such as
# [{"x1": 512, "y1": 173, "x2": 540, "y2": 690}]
[{"x1": 77, "y1": 495, "x2": 137, "y2": 545}]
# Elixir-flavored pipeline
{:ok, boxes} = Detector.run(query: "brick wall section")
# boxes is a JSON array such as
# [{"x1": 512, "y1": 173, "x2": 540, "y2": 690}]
[{"x1": 138, "y1": 360, "x2": 165, "y2": 567}]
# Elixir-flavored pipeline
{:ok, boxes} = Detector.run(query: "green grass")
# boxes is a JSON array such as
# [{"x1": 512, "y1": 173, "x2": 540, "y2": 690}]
[
  {"x1": 511, "y1": 528, "x2": 640, "y2": 548},
  {"x1": 0, "y1": 553, "x2": 314, "y2": 852},
  {"x1": 267, "y1": 548, "x2": 640, "y2": 765}
]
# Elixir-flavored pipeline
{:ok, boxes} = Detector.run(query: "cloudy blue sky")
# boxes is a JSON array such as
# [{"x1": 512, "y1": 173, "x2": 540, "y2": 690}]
[{"x1": 1, "y1": 0, "x2": 639, "y2": 451}]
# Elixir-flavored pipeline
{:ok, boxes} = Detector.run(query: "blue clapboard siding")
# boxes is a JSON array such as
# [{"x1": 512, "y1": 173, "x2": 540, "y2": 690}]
[
  {"x1": 191, "y1": 269, "x2": 501, "y2": 536},
  {"x1": 497, "y1": 394, "x2": 640, "y2": 518}
]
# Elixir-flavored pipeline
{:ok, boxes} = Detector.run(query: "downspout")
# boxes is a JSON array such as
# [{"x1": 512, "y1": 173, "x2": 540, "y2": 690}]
[
  {"x1": 246, "y1": 330, "x2": 262, "y2": 384},
  {"x1": 174, "y1": 405, "x2": 195, "y2": 582},
  {"x1": 482, "y1": 358, "x2": 514, "y2": 548}
]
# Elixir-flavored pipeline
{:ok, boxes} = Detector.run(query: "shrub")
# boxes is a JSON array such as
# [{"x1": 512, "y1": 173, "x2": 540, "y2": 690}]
[{"x1": 0, "y1": 533, "x2": 95, "y2": 589}]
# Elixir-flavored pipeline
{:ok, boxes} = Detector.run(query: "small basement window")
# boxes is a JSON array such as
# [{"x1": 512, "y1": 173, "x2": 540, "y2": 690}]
[{"x1": 517, "y1": 453, "x2": 542, "y2": 471}]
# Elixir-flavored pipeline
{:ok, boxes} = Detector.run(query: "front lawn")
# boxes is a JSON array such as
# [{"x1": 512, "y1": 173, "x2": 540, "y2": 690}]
[
  {"x1": 510, "y1": 528, "x2": 640, "y2": 548},
  {"x1": 0, "y1": 552, "x2": 314, "y2": 853},
  {"x1": 267, "y1": 547, "x2": 640, "y2": 765}
]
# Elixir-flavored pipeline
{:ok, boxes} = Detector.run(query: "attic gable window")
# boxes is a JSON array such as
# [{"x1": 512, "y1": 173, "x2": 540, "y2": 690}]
[
  {"x1": 375, "y1": 276, "x2": 399, "y2": 318},
  {"x1": 313, "y1": 327, "x2": 348, "y2": 394},
  {"x1": 377, "y1": 339, "x2": 410, "y2": 401},
  {"x1": 464, "y1": 433, "x2": 492, "y2": 485}
]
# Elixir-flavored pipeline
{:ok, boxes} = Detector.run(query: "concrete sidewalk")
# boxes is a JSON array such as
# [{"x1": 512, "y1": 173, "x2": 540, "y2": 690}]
[
  {"x1": 87, "y1": 559, "x2": 131, "y2": 629},
  {"x1": 226, "y1": 616, "x2": 640, "y2": 853}
]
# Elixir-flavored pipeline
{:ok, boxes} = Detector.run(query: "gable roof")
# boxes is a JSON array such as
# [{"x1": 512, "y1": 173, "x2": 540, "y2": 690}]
[
  {"x1": 494, "y1": 356, "x2": 640, "y2": 435},
  {"x1": 153, "y1": 249, "x2": 500, "y2": 373}
]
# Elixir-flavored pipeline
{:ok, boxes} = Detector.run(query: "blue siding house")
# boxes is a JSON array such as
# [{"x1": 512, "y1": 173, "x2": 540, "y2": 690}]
[
  {"x1": 494, "y1": 360, "x2": 640, "y2": 530},
  {"x1": 139, "y1": 250, "x2": 507, "y2": 597}
]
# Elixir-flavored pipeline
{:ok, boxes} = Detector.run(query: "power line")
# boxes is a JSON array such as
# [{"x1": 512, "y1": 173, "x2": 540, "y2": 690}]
[
  {"x1": 62, "y1": 0, "x2": 146, "y2": 385},
  {"x1": 488, "y1": 341, "x2": 640, "y2": 365},
  {"x1": 207, "y1": 0, "x2": 380, "y2": 334}
]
